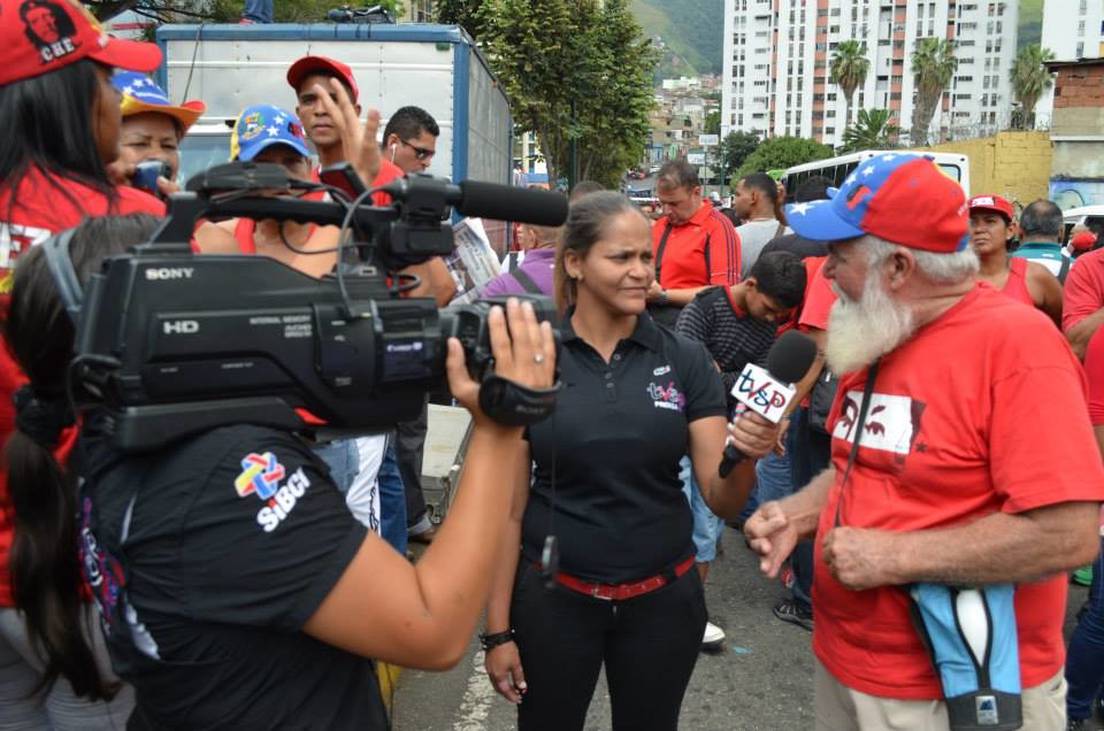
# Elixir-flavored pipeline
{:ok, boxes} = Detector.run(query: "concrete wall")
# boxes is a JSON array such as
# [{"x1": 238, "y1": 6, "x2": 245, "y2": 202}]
[{"x1": 922, "y1": 131, "x2": 1053, "y2": 206}]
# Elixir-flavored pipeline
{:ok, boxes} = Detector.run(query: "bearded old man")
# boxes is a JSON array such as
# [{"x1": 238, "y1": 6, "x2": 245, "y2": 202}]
[{"x1": 744, "y1": 153, "x2": 1104, "y2": 731}]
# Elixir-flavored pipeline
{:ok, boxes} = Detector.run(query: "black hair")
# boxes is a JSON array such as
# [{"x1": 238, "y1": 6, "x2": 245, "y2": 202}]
[
  {"x1": 794, "y1": 175, "x2": 833, "y2": 203},
  {"x1": 382, "y1": 105, "x2": 440, "y2": 142},
  {"x1": 0, "y1": 59, "x2": 115, "y2": 222},
  {"x1": 555, "y1": 191, "x2": 647, "y2": 312},
  {"x1": 4, "y1": 214, "x2": 160, "y2": 700},
  {"x1": 569, "y1": 180, "x2": 604, "y2": 202},
  {"x1": 748, "y1": 250, "x2": 807, "y2": 309},
  {"x1": 1019, "y1": 199, "x2": 1063, "y2": 240},
  {"x1": 741, "y1": 172, "x2": 779, "y2": 202},
  {"x1": 656, "y1": 159, "x2": 700, "y2": 191}
]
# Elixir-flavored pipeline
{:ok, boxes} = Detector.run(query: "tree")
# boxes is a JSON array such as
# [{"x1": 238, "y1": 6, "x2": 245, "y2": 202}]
[
  {"x1": 482, "y1": 0, "x2": 658, "y2": 188},
  {"x1": 735, "y1": 136, "x2": 832, "y2": 181},
  {"x1": 1010, "y1": 44, "x2": 1056, "y2": 129},
  {"x1": 435, "y1": 0, "x2": 492, "y2": 40},
  {"x1": 718, "y1": 131, "x2": 759, "y2": 185},
  {"x1": 909, "y1": 38, "x2": 958, "y2": 147},
  {"x1": 840, "y1": 109, "x2": 900, "y2": 152},
  {"x1": 704, "y1": 110, "x2": 721, "y2": 136},
  {"x1": 829, "y1": 40, "x2": 870, "y2": 127}
]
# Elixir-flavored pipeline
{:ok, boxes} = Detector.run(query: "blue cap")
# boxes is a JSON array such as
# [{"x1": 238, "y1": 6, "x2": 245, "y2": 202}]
[{"x1": 230, "y1": 104, "x2": 311, "y2": 162}]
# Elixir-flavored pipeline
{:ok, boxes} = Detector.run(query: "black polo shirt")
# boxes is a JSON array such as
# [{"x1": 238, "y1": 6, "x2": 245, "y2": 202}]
[
  {"x1": 522, "y1": 311, "x2": 726, "y2": 584},
  {"x1": 78, "y1": 421, "x2": 387, "y2": 730}
]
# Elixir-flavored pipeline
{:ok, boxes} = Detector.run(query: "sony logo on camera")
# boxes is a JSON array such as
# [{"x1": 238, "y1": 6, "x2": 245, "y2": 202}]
[{"x1": 145, "y1": 267, "x2": 195, "y2": 281}]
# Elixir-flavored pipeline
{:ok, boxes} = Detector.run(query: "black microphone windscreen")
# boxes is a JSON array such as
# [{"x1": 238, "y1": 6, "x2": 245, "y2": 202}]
[
  {"x1": 766, "y1": 330, "x2": 818, "y2": 384},
  {"x1": 458, "y1": 181, "x2": 568, "y2": 226}
]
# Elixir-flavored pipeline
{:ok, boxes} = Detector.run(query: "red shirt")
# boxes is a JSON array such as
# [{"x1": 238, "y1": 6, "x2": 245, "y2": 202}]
[
  {"x1": 0, "y1": 170, "x2": 163, "y2": 607},
  {"x1": 1064, "y1": 247, "x2": 1104, "y2": 334},
  {"x1": 1086, "y1": 328, "x2": 1104, "y2": 426},
  {"x1": 652, "y1": 201, "x2": 741, "y2": 289},
  {"x1": 1000, "y1": 257, "x2": 1034, "y2": 307},
  {"x1": 310, "y1": 158, "x2": 404, "y2": 207},
  {"x1": 798, "y1": 259, "x2": 836, "y2": 332},
  {"x1": 814, "y1": 285, "x2": 1104, "y2": 699}
]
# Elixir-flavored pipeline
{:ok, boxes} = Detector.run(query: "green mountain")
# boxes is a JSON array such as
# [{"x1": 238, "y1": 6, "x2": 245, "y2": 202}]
[
  {"x1": 632, "y1": 0, "x2": 724, "y2": 76},
  {"x1": 633, "y1": 0, "x2": 1044, "y2": 79},
  {"x1": 1019, "y1": 0, "x2": 1043, "y2": 49}
]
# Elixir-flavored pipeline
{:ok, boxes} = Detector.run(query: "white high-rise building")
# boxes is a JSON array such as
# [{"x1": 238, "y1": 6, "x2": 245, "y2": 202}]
[
  {"x1": 721, "y1": 0, "x2": 1020, "y2": 148},
  {"x1": 1036, "y1": 0, "x2": 1104, "y2": 124}
]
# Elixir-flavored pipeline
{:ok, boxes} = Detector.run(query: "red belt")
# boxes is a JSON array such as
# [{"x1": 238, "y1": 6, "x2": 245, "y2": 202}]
[{"x1": 547, "y1": 556, "x2": 695, "y2": 601}]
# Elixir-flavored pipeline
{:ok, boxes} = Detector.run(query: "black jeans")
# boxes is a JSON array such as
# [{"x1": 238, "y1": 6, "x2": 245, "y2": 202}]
[
  {"x1": 398, "y1": 398, "x2": 429, "y2": 527},
  {"x1": 791, "y1": 407, "x2": 832, "y2": 607},
  {"x1": 511, "y1": 562, "x2": 706, "y2": 731}
]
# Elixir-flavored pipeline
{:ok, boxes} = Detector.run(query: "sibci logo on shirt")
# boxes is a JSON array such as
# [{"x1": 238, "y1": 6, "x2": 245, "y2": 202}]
[{"x1": 234, "y1": 452, "x2": 313, "y2": 532}]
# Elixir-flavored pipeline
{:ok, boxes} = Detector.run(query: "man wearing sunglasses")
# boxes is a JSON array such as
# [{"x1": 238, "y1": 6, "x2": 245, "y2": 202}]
[{"x1": 382, "y1": 106, "x2": 439, "y2": 174}]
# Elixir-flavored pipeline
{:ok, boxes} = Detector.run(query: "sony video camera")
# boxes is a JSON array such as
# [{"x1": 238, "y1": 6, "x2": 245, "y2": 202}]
[{"x1": 67, "y1": 163, "x2": 567, "y2": 452}]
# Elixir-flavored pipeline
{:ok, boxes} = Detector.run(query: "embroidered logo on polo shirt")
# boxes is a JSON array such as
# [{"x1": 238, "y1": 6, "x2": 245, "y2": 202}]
[
  {"x1": 653, "y1": 365, "x2": 671, "y2": 376},
  {"x1": 647, "y1": 380, "x2": 686, "y2": 412},
  {"x1": 234, "y1": 452, "x2": 313, "y2": 532}
]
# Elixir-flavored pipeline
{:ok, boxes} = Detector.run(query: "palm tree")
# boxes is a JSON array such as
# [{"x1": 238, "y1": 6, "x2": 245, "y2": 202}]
[
  {"x1": 830, "y1": 40, "x2": 871, "y2": 126},
  {"x1": 1010, "y1": 44, "x2": 1056, "y2": 129},
  {"x1": 909, "y1": 38, "x2": 958, "y2": 147},
  {"x1": 841, "y1": 109, "x2": 901, "y2": 152}
]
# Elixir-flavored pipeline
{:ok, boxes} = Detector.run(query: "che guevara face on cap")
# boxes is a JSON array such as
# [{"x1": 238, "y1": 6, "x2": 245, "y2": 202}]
[{"x1": 0, "y1": 0, "x2": 162, "y2": 87}]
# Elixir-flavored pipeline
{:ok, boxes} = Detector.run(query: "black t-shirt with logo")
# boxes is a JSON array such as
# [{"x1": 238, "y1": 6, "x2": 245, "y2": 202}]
[
  {"x1": 522, "y1": 312, "x2": 727, "y2": 584},
  {"x1": 78, "y1": 422, "x2": 385, "y2": 730}
]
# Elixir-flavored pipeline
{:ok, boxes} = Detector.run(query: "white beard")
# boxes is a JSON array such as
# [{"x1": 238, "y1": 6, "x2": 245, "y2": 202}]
[{"x1": 825, "y1": 271, "x2": 917, "y2": 376}]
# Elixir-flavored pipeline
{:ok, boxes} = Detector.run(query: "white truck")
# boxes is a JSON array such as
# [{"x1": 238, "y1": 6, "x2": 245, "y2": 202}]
[{"x1": 155, "y1": 22, "x2": 513, "y2": 192}]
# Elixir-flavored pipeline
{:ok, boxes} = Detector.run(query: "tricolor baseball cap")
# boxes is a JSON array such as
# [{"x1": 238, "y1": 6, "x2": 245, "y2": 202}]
[
  {"x1": 230, "y1": 105, "x2": 311, "y2": 162},
  {"x1": 785, "y1": 153, "x2": 969, "y2": 254},
  {"x1": 286, "y1": 55, "x2": 359, "y2": 102},
  {"x1": 0, "y1": 0, "x2": 161, "y2": 87},
  {"x1": 968, "y1": 194, "x2": 1015, "y2": 223},
  {"x1": 113, "y1": 71, "x2": 206, "y2": 135}
]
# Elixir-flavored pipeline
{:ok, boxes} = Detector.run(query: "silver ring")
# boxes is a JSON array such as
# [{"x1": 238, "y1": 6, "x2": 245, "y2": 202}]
[{"x1": 533, "y1": 353, "x2": 546, "y2": 364}]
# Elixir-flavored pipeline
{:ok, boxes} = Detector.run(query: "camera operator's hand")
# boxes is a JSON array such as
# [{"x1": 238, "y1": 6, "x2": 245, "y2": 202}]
[
  {"x1": 314, "y1": 78, "x2": 382, "y2": 188},
  {"x1": 446, "y1": 298, "x2": 555, "y2": 426}
]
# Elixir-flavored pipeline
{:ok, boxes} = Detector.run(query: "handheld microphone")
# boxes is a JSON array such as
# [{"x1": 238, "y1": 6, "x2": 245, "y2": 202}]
[{"x1": 717, "y1": 330, "x2": 818, "y2": 478}]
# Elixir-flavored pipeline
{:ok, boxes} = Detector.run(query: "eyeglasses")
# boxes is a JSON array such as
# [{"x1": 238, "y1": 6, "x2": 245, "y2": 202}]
[{"x1": 400, "y1": 139, "x2": 435, "y2": 161}]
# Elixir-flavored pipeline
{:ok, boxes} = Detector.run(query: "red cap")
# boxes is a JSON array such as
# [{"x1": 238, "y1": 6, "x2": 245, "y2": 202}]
[
  {"x1": 968, "y1": 194, "x2": 1015, "y2": 223},
  {"x1": 0, "y1": 0, "x2": 161, "y2": 87},
  {"x1": 1071, "y1": 231, "x2": 1098, "y2": 253},
  {"x1": 287, "y1": 55, "x2": 359, "y2": 102}
]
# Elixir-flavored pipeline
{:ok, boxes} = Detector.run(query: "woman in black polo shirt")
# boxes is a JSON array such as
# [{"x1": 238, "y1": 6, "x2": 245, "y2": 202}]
[{"x1": 482, "y1": 191, "x2": 778, "y2": 730}]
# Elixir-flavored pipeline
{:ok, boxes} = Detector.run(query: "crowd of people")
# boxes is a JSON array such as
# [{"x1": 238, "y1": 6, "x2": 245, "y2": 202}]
[{"x1": 1, "y1": 3, "x2": 1104, "y2": 730}]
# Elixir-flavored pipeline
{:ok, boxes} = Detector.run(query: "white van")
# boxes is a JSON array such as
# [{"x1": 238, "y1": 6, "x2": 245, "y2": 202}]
[
  {"x1": 1062, "y1": 205, "x2": 1104, "y2": 242},
  {"x1": 782, "y1": 150, "x2": 971, "y2": 200}
]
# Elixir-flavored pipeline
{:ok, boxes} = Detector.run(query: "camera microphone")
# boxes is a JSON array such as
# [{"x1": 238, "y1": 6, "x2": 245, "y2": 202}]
[
  {"x1": 717, "y1": 331, "x2": 818, "y2": 478},
  {"x1": 381, "y1": 176, "x2": 569, "y2": 226}
]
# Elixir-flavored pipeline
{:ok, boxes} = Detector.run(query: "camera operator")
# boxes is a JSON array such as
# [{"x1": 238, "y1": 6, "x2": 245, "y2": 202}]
[
  {"x1": 109, "y1": 71, "x2": 206, "y2": 195},
  {"x1": 10, "y1": 211, "x2": 556, "y2": 726},
  {"x1": 0, "y1": 5, "x2": 164, "y2": 722},
  {"x1": 482, "y1": 191, "x2": 780, "y2": 730}
]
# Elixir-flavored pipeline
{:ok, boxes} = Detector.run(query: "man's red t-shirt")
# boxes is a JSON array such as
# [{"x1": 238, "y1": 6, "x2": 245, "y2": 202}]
[
  {"x1": 1085, "y1": 328, "x2": 1104, "y2": 426},
  {"x1": 311, "y1": 158, "x2": 404, "y2": 207},
  {"x1": 814, "y1": 285, "x2": 1104, "y2": 699},
  {"x1": 652, "y1": 201, "x2": 741, "y2": 289},
  {"x1": 798, "y1": 259, "x2": 835, "y2": 332},
  {"x1": 1063, "y1": 247, "x2": 1104, "y2": 333},
  {"x1": 0, "y1": 169, "x2": 163, "y2": 607}
]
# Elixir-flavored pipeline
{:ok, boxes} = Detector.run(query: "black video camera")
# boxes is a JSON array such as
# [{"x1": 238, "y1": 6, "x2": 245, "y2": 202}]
[{"x1": 63, "y1": 163, "x2": 568, "y2": 452}]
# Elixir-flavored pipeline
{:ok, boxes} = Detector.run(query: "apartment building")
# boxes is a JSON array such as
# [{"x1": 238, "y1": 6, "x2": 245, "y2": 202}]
[
  {"x1": 1036, "y1": 0, "x2": 1104, "y2": 123},
  {"x1": 721, "y1": 0, "x2": 1020, "y2": 147}
]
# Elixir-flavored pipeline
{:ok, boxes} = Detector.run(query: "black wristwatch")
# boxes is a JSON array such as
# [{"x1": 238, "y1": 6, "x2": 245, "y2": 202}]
[{"x1": 479, "y1": 629, "x2": 515, "y2": 651}]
